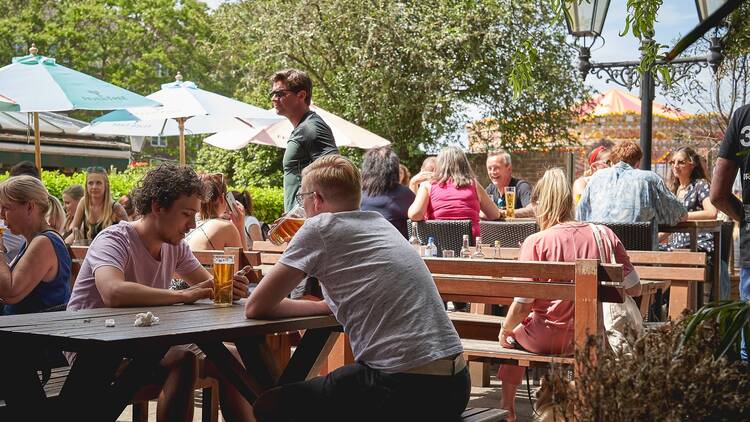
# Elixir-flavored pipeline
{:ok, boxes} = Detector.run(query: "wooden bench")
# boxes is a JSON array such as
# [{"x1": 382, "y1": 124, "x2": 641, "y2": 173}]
[{"x1": 439, "y1": 247, "x2": 706, "y2": 387}]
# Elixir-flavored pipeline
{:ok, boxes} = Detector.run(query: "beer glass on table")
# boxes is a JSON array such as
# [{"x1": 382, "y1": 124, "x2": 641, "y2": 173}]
[
  {"x1": 213, "y1": 255, "x2": 234, "y2": 306},
  {"x1": 0, "y1": 220, "x2": 6, "y2": 236},
  {"x1": 268, "y1": 205, "x2": 306, "y2": 246},
  {"x1": 504, "y1": 186, "x2": 516, "y2": 219}
]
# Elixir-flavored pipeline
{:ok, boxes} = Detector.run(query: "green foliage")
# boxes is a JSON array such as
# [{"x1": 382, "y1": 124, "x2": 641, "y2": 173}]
[
  {"x1": 195, "y1": 144, "x2": 284, "y2": 188},
  {"x1": 204, "y1": 0, "x2": 585, "y2": 166},
  {"x1": 0, "y1": 0, "x2": 218, "y2": 122},
  {"x1": 681, "y1": 300, "x2": 750, "y2": 361},
  {"x1": 232, "y1": 186, "x2": 284, "y2": 224}
]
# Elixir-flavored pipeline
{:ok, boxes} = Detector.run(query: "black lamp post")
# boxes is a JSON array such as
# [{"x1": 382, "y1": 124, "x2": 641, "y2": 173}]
[{"x1": 564, "y1": 0, "x2": 738, "y2": 170}]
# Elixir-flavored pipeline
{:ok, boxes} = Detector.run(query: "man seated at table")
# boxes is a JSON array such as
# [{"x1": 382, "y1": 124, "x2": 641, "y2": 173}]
[
  {"x1": 577, "y1": 141, "x2": 687, "y2": 245},
  {"x1": 246, "y1": 155, "x2": 469, "y2": 422},
  {"x1": 67, "y1": 164, "x2": 253, "y2": 422},
  {"x1": 483, "y1": 150, "x2": 535, "y2": 218}
]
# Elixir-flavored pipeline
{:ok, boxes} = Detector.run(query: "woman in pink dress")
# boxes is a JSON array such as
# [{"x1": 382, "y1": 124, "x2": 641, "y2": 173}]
[
  {"x1": 408, "y1": 146, "x2": 500, "y2": 237},
  {"x1": 498, "y1": 168, "x2": 642, "y2": 421}
]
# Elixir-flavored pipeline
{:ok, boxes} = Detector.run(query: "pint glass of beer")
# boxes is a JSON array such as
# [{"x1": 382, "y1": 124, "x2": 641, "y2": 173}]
[
  {"x1": 504, "y1": 187, "x2": 516, "y2": 219},
  {"x1": 212, "y1": 255, "x2": 234, "y2": 306},
  {"x1": 268, "y1": 205, "x2": 306, "y2": 246},
  {"x1": 0, "y1": 220, "x2": 6, "y2": 236}
]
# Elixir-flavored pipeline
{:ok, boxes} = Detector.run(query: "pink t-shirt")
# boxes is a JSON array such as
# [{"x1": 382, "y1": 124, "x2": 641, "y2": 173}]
[
  {"x1": 513, "y1": 221, "x2": 636, "y2": 355},
  {"x1": 425, "y1": 180, "x2": 481, "y2": 237},
  {"x1": 67, "y1": 222, "x2": 202, "y2": 311}
]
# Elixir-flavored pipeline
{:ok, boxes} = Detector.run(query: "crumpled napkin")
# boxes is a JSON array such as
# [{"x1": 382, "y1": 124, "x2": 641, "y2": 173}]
[{"x1": 133, "y1": 311, "x2": 160, "y2": 327}]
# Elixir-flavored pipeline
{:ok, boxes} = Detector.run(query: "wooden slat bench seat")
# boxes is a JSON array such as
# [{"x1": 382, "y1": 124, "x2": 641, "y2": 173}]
[
  {"x1": 461, "y1": 339, "x2": 574, "y2": 367},
  {"x1": 460, "y1": 407, "x2": 509, "y2": 421}
]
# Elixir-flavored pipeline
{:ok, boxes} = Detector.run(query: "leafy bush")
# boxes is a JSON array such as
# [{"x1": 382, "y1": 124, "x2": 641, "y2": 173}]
[
  {"x1": 0, "y1": 168, "x2": 285, "y2": 224},
  {"x1": 545, "y1": 321, "x2": 750, "y2": 421},
  {"x1": 234, "y1": 186, "x2": 284, "y2": 224}
]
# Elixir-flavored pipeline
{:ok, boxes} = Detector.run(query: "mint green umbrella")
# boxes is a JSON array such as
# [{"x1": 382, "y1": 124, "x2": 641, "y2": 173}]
[
  {"x1": 0, "y1": 94, "x2": 19, "y2": 112},
  {"x1": 0, "y1": 45, "x2": 159, "y2": 171}
]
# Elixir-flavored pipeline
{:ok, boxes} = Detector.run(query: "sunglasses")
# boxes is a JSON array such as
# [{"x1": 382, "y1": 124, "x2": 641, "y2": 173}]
[
  {"x1": 669, "y1": 159, "x2": 691, "y2": 167},
  {"x1": 86, "y1": 166, "x2": 106, "y2": 173},
  {"x1": 268, "y1": 89, "x2": 298, "y2": 100}
]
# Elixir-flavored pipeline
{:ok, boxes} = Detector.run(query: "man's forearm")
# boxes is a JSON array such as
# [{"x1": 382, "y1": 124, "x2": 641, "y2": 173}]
[
  {"x1": 713, "y1": 195, "x2": 744, "y2": 222},
  {"x1": 99, "y1": 281, "x2": 186, "y2": 307},
  {"x1": 514, "y1": 204, "x2": 535, "y2": 218},
  {"x1": 247, "y1": 297, "x2": 330, "y2": 319}
]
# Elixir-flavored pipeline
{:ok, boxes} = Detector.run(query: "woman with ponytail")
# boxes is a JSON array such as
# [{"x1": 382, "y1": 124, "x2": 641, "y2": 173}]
[
  {"x1": 0, "y1": 176, "x2": 71, "y2": 314},
  {"x1": 67, "y1": 167, "x2": 128, "y2": 244}
]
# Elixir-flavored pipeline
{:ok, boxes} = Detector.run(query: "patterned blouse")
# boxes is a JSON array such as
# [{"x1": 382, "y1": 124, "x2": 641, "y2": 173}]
[{"x1": 664, "y1": 178, "x2": 714, "y2": 253}]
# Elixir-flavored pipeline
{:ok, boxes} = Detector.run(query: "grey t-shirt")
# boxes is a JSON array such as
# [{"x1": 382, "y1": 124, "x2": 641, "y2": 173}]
[{"x1": 278, "y1": 210, "x2": 463, "y2": 372}]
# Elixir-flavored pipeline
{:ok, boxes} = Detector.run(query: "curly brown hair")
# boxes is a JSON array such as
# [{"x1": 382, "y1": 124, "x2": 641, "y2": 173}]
[
  {"x1": 132, "y1": 165, "x2": 205, "y2": 216},
  {"x1": 610, "y1": 141, "x2": 643, "y2": 167}
]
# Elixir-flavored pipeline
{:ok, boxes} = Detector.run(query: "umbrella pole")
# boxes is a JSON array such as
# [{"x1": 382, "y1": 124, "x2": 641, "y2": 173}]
[
  {"x1": 33, "y1": 112, "x2": 41, "y2": 174},
  {"x1": 178, "y1": 117, "x2": 186, "y2": 165}
]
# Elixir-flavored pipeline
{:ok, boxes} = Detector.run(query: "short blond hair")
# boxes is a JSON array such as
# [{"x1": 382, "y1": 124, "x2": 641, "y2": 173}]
[
  {"x1": 532, "y1": 168, "x2": 574, "y2": 230},
  {"x1": 302, "y1": 155, "x2": 361, "y2": 208}
]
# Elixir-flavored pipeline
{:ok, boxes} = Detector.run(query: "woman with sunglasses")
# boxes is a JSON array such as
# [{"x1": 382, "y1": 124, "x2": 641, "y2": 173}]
[
  {"x1": 185, "y1": 173, "x2": 247, "y2": 251},
  {"x1": 66, "y1": 167, "x2": 129, "y2": 244},
  {"x1": 662, "y1": 146, "x2": 718, "y2": 252},
  {"x1": 0, "y1": 176, "x2": 71, "y2": 314}
]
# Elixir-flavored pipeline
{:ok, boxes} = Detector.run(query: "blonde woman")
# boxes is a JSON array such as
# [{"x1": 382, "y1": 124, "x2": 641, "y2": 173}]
[
  {"x1": 67, "y1": 167, "x2": 128, "y2": 244},
  {"x1": 0, "y1": 176, "x2": 71, "y2": 314},
  {"x1": 61, "y1": 184, "x2": 84, "y2": 238},
  {"x1": 408, "y1": 145, "x2": 500, "y2": 237},
  {"x1": 497, "y1": 168, "x2": 641, "y2": 421}
]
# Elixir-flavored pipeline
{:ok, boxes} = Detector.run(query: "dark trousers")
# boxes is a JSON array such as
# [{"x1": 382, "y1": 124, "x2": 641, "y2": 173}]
[{"x1": 254, "y1": 362, "x2": 471, "y2": 422}]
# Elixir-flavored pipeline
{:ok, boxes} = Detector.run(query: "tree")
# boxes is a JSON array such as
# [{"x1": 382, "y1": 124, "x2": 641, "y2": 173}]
[
  {"x1": 662, "y1": 1, "x2": 750, "y2": 143},
  {"x1": 201, "y1": 0, "x2": 587, "y2": 171}
]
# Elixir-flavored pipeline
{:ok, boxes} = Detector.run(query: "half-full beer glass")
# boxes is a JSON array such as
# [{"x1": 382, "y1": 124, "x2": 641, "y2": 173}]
[
  {"x1": 505, "y1": 186, "x2": 516, "y2": 219},
  {"x1": 268, "y1": 205, "x2": 306, "y2": 246},
  {"x1": 213, "y1": 255, "x2": 234, "y2": 306}
]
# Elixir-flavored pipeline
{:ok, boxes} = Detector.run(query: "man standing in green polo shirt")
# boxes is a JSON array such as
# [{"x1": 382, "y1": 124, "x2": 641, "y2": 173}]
[{"x1": 271, "y1": 69, "x2": 338, "y2": 212}]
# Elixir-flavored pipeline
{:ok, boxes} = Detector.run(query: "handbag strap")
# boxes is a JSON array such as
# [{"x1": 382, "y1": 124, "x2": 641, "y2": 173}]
[{"x1": 588, "y1": 223, "x2": 615, "y2": 264}]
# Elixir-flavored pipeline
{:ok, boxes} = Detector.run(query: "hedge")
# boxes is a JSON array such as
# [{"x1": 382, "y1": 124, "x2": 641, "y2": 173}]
[{"x1": 0, "y1": 170, "x2": 285, "y2": 224}]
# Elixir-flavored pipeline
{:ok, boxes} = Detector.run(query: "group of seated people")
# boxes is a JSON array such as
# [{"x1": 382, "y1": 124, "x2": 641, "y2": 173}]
[{"x1": 0, "y1": 138, "x2": 722, "y2": 421}]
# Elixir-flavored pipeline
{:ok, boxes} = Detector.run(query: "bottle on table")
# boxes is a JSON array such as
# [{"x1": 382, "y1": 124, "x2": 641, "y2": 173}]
[
  {"x1": 493, "y1": 240, "x2": 502, "y2": 259},
  {"x1": 460, "y1": 234, "x2": 471, "y2": 259},
  {"x1": 409, "y1": 222, "x2": 421, "y2": 254},
  {"x1": 424, "y1": 237, "x2": 438, "y2": 257},
  {"x1": 472, "y1": 236, "x2": 485, "y2": 259}
]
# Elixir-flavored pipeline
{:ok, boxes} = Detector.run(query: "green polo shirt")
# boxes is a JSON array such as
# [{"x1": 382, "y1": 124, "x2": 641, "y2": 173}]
[{"x1": 282, "y1": 110, "x2": 338, "y2": 212}]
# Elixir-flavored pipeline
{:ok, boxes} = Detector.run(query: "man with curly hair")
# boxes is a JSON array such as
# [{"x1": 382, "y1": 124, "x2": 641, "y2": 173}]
[{"x1": 67, "y1": 164, "x2": 253, "y2": 422}]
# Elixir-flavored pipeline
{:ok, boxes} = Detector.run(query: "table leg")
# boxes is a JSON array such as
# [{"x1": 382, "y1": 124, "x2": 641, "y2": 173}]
[
  {"x1": 668, "y1": 281, "x2": 694, "y2": 320},
  {"x1": 277, "y1": 326, "x2": 341, "y2": 385},
  {"x1": 198, "y1": 341, "x2": 261, "y2": 404},
  {"x1": 59, "y1": 348, "x2": 168, "y2": 421},
  {"x1": 712, "y1": 231, "x2": 721, "y2": 303},
  {"x1": 0, "y1": 347, "x2": 49, "y2": 420}
]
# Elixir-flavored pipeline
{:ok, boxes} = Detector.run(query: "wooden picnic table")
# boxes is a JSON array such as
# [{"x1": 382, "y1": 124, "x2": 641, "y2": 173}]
[
  {"x1": 659, "y1": 219, "x2": 722, "y2": 306},
  {"x1": 0, "y1": 301, "x2": 341, "y2": 421}
]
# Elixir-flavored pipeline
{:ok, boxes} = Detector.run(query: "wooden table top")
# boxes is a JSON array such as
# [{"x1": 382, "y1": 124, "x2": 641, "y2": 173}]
[{"x1": 0, "y1": 301, "x2": 340, "y2": 353}]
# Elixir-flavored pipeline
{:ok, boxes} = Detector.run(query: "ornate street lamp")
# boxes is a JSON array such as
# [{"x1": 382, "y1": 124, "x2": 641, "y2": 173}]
[{"x1": 564, "y1": 0, "x2": 739, "y2": 170}]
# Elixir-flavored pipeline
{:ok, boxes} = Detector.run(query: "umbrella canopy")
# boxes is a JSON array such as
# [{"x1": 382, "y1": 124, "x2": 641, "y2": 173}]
[
  {"x1": 0, "y1": 45, "x2": 159, "y2": 171},
  {"x1": 204, "y1": 105, "x2": 390, "y2": 150},
  {"x1": 0, "y1": 94, "x2": 19, "y2": 112},
  {"x1": 80, "y1": 74, "x2": 284, "y2": 164},
  {"x1": 581, "y1": 89, "x2": 691, "y2": 120}
]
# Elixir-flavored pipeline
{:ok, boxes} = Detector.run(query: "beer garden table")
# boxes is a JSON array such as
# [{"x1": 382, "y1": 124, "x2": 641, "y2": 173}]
[
  {"x1": 658, "y1": 219, "x2": 722, "y2": 308},
  {"x1": 0, "y1": 301, "x2": 341, "y2": 420}
]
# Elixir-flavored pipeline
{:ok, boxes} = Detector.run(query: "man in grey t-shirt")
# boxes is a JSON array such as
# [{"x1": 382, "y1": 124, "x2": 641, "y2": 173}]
[{"x1": 246, "y1": 155, "x2": 469, "y2": 422}]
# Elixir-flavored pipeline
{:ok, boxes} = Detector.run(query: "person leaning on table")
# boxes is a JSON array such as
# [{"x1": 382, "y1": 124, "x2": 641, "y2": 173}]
[
  {"x1": 66, "y1": 164, "x2": 253, "y2": 422},
  {"x1": 0, "y1": 175, "x2": 70, "y2": 315},
  {"x1": 246, "y1": 155, "x2": 470, "y2": 422}
]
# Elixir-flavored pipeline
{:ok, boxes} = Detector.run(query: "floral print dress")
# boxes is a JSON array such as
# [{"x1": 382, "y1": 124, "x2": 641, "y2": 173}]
[{"x1": 663, "y1": 178, "x2": 713, "y2": 253}]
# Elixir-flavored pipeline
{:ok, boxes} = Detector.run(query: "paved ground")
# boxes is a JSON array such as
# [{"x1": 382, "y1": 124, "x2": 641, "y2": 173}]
[{"x1": 116, "y1": 368, "x2": 537, "y2": 421}]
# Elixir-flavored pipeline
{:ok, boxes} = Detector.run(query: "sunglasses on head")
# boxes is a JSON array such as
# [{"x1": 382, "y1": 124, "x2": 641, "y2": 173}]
[{"x1": 86, "y1": 166, "x2": 106, "y2": 173}]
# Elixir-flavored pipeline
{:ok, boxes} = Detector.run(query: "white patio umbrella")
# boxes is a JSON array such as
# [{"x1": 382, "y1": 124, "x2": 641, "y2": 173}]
[
  {"x1": 80, "y1": 73, "x2": 283, "y2": 164},
  {"x1": 204, "y1": 105, "x2": 391, "y2": 150},
  {"x1": 0, "y1": 44, "x2": 160, "y2": 171}
]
